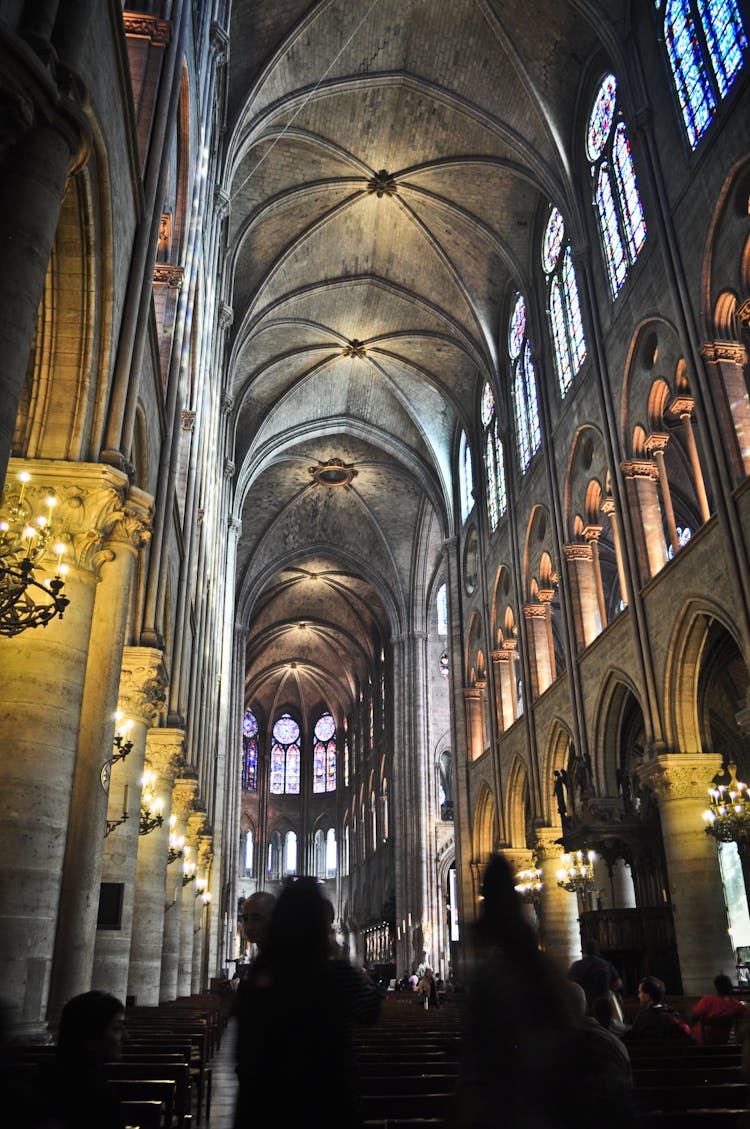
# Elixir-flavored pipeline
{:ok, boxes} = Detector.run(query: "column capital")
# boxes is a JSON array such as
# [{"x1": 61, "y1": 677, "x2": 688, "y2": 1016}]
[
  {"x1": 621, "y1": 459, "x2": 660, "y2": 482},
  {"x1": 533, "y1": 827, "x2": 564, "y2": 862},
  {"x1": 172, "y1": 775, "x2": 200, "y2": 823},
  {"x1": 145, "y1": 728, "x2": 186, "y2": 783},
  {"x1": 218, "y1": 301, "x2": 234, "y2": 330},
  {"x1": 669, "y1": 395, "x2": 694, "y2": 419},
  {"x1": 522, "y1": 601, "x2": 547, "y2": 619},
  {"x1": 638, "y1": 752, "x2": 723, "y2": 803},
  {"x1": 581, "y1": 524, "x2": 602, "y2": 544},
  {"x1": 198, "y1": 833, "x2": 214, "y2": 870},
  {"x1": 186, "y1": 808, "x2": 207, "y2": 845},
  {"x1": 123, "y1": 13, "x2": 172, "y2": 45},
  {"x1": 118, "y1": 647, "x2": 168, "y2": 727},
  {"x1": 700, "y1": 340, "x2": 748, "y2": 366},
  {"x1": 736, "y1": 299, "x2": 750, "y2": 331},
  {"x1": 463, "y1": 686, "x2": 482, "y2": 702},
  {"x1": 644, "y1": 433, "x2": 670, "y2": 455},
  {"x1": 600, "y1": 496, "x2": 617, "y2": 517}
]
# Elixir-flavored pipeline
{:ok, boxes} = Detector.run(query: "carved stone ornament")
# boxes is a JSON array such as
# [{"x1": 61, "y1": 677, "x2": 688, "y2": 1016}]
[
  {"x1": 218, "y1": 302, "x2": 234, "y2": 330},
  {"x1": 342, "y1": 339, "x2": 367, "y2": 358},
  {"x1": 308, "y1": 458, "x2": 358, "y2": 487},
  {"x1": 153, "y1": 264, "x2": 184, "y2": 289},
  {"x1": 637, "y1": 752, "x2": 723, "y2": 803},
  {"x1": 144, "y1": 729, "x2": 186, "y2": 784},
  {"x1": 122, "y1": 13, "x2": 172, "y2": 46},
  {"x1": 172, "y1": 775, "x2": 200, "y2": 824},
  {"x1": 621, "y1": 459, "x2": 660, "y2": 482},
  {"x1": 366, "y1": 170, "x2": 398, "y2": 197},
  {"x1": 180, "y1": 410, "x2": 196, "y2": 432},
  {"x1": 736, "y1": 300, "x2": 750, "y2": 332},
  {"x1": 523, "y1": 602, "x2": 548, "y2": 619},
  {"x1": 669, "y1": 395, "x2": 694, "y2": 418},
  {"x1": 118, "y1": 647, "x2": 168, "y2": 726},
  {"x1": 563, "y1": 542, "x2": 593, "y2": 562},
  {"x1": 533, "y1": 826, "x2": 565, "y2": 863},
  {"x1": 700, "y1": 340, "x2": 748, "y2": 366}
]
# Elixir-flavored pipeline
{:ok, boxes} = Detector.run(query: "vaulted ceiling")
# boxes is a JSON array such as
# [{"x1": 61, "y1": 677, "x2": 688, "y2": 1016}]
[{"x1": 223, "y1": 0, "x2": 627, "y2": 718}]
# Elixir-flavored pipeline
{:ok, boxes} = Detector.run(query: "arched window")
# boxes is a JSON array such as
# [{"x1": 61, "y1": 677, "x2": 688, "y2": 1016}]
[
  {"x1": 244, "y1": 829, "x2": 254, "y2": 875},
  {"x1": 241, "y1": 709, "x2": 258, "y2": 792},
  {"x1": 370, "y1": 790, "x2": 377, "y2": 846},
  {"x1": 459, "y1": 430, "x2": 474, "y2": 522},
  {"x1": 436, "y1": 582, "x2": 448, "y2": 636},
  {"x1": 314, "y1": 828, "x2": 326, "y2": 878},
  {"x1": 660, "y1": 1, "x2": 746, "y2": 147},
  {"x1": 382, "y1": 777, "x2": 389, "y2": 840},
  {"x1": 587, "y1": 74, "x2": 646, "y2": 297},
  {"x1": 509, "y1": 294, "x2": 541, "y2": 472},
  {"x1": 270, "y1": 713, "x2": 301, "y2": 795},
  {"x1": 343, "y1": 716, "x2": 350, "y2": 788},
  {"x1": 343, "y1": 823, "x2": 350, "y2": 875},
  {"x1": 543, "y1": 207, "x2": 587, "y2": 397},
  {"x1": 284, "y1": 830, "x2": 297, "y2": 875},
  {"x1": 326, "y1": 828, "x2": 337, "y2": 877},
  {"x1": 267, "y1": 831, "x2": 282, "y2": 880},
  {"x1": 481, "y1": 381, "x2": 508, "y2": 530},
  {"x1": 312, "y1": 711, "x2": 336, "y2": 794}
]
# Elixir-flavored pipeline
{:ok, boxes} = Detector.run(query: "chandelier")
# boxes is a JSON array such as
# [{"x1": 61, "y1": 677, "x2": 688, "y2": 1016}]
[
  {"x1": 703, "y1": 763, "x2": 750, "y2": 843},
  {"x1": 556, "y1": 849, "x2": 597, "y2": 895},
  {"x1": 139, "y1": 769, "x2": 164, "y2": 836},
  {"x1": 0, "y1": 471, "x2": 70, "y2": 636},
  {"x1": 514, "y1": 868, "x2": 544, "y2": 902}
]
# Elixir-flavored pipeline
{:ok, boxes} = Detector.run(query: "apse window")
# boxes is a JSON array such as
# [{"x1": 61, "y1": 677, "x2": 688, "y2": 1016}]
[
  {"x1": 542, "y1": 207, "x2": 587, "y2": 397},
  {"x1": 658, "y1": 0, "x2": 746, "y2": 148},
  {"x1": 587, "y1": 73, "x2": 646, "y2": 297},
  {"x1": 270, "y1": 713, "x2": 301, "y2": 795},
  {"x1": 313, "y1": 711, "x2": 337, "y2": 794},
  {"x1": 481, "y1": 381, "x2": 507, "y2": 530},
  {"x1": 508, "y1": 294, "x2": 541, "y2": 472}
]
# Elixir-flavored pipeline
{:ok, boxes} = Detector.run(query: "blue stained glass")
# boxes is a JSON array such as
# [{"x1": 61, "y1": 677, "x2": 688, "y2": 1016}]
[
  {"x1": 270, "y1": 742, "x2": 284, "y2": 794},
  {"x1": 563, "y1": 248, "x2": 587, "y2": 372},
  {"x1": 440, "y1": 650, "x2": 449, "y2": 679},
  {"x1": 587, "y1": 74, "x2": 618, "y2": 161},
  {"x1": 314, "y1": 712, "x2": 335, "y2": 742},
  {"x1": 242, "y1": 710, "x2": 258, "y2": 738},
  {"x1": 494, "y1": 427, "x2": 507, "y2": 516},
  {"x1": 550, "y1": 277, "x2": 573, "y2": 396},
  {"x1": 286, "y1": 743, "x2": 300, "y2": 793},
  {"x1": 273, "y1": 713, "x2": 300, "y2": 744},
  {"x1": 514, "y1": 362, "x2": 531, "y2": 471},
  {"x1": 509, "y1": 294, "x2": 526, "y2": 358},
  {"x1": 542, "y1": 207, "x2": 566, "y2": 273},
  {"x1": 700, "y1": 0, "x2": 747, "y2": 97},
  {"x1": 486, "y1": 431, "x2": 498, "y2": 531},
  {"x1": 242, "y1": 709, "x2": 258, "y2": 791},
  {"x1": 326, "y1": 741, "x2": 336, "y2": 791},
  {"x1": 344, "y1": 738, "x2": 349, "y2": 787},
  {"x1": 313, "y1": 740, "x2": 326, "y2": 793},
  {"x1": 481, "y1": 381, "x2": 495, "y2": 427},
  {"x1": 524, "y1": 343, "x2": 541, "y2": 454},
  {"x1": 665, "y1": 0, "x2": 716, "y2": 146},
  {"x1": 596, "y1": 165, "x2": 628, "y2": 294},
  {"x1": 613, "y1": 124, "x2": 647, "y2": 261}
]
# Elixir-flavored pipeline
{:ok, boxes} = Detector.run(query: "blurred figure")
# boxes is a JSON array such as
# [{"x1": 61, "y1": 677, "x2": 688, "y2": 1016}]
[
  {"x1": 453, "y1": 854, "x2": 640, "y2": 1129},
  {"x1": 592, "y1": 993, "x2": 628, "y2": 1037},
  {"x1": 240, "y1": 890, "x2": 276, "y2": 953},
  {"x1": 690, "y1": 973, "x2": 748, "y2": 1044},
  {"x1": 568, "y1": 939, "x2": 623, "y2": 1018},
  {"x1": 40, "y1": 991, "x2": 126, "y2": 1129},
  {"x1": 417, "y1": 968, "x2": 438, "y2": 1011},
  {"x1": 567, "y1": 982, "x2": 637, "y2": 1110},
  {"x1": 234, "y1": 877, "x2": 382, "y2": 1129},
  {"x1": 624, "y1": 976, "x2": 693, "y2": 1043}
]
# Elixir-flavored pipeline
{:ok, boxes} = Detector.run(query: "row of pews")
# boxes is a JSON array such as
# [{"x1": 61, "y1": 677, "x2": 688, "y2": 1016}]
[
  {"x1": 5, "y1": 991, "x2": 232, "y2": 1129},
  {"x1": 354, "y1": 995, "x2": 750, "y2": 1129}
]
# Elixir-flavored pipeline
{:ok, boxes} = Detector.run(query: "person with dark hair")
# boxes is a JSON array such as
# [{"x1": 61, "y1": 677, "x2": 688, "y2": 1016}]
[
  {"x1": 568, "y1": 939, "x2": 623, "y2": 1016},
  {"x1": 234, "y1": 876, "x2": 382, "y2": 1129},
  {"x1": 624, "y1": 976, "x2": 693, "y2": 1043},
  {"x1": 39, "y1": 991, "x2": 126, "y2": 1129},
  {"x1": 454, "y1": 854, "x2": 640, "y2": 1129},
  {"x1": 690, "y1": 973, "x2": 748, "y2": 1044}
]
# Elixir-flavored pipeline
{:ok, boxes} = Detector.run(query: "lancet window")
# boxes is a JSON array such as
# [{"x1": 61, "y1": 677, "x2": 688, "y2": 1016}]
[
  {"x1": 509, "y1": 294, "x2": 541, "y2": 472},
  {"x1": 542, "y1": 207, "x2": 587, "y2": 397}
]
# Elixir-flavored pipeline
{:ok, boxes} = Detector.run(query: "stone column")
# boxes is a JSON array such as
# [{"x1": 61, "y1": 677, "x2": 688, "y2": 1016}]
[
  {"x1": 700, "y1": 341, "x2": 750, "y2": 481},
  {"x1": 491, "y1": 646, "x2": 518, "y2": 732},
  {"x1": 621, "y1": 460, "x2": 667, "y2": 582},
  {"x1": 600, "y1": 497, "x2": 629, "y2": 608},
  {"x1": 91, "y1": 649, "x2": 167, "y2": 1001},
  {"x1": 192, "y1": 832, "x2": 214, "y2": 993},
  {"x1": 646, "y1": 434, "x2": 680, "y2": 556},
  {"x1": 639, "y1": 753, "x2": 735, "y2": 993},
  {"x1": 523, "y1": 602, "x2": 555, "y2": 697},
  {"x1": 0, "y1": 461, "x2": 150, "y2": 1032},
  {"x1": 670, "y1": 395, "x2": 711, "y2": 523},
  {"x1": 127, "y1": 730, "x2": 184, "y2": 1005},
  {"x1": 563, "y1": 542, "x2": 602, "y2": 649},
  {"x1": 463, "y1": 686, "x2": 485, "y2": 762},
  {"x1": 160, "y1": 773, "x2": 198, "y2": 1002},
  {"x1": 501, "y1": 847, "x2": 540, "y2": 933},
  {"x1": 534, "y1": 829, "x2": 581, "y2": 973},
  {"x1": 611, "y1": 858, "x2": 636, "y2": 909},
  {"x1": 178, "y1": 810, "x2": 206, "y2": 997}
]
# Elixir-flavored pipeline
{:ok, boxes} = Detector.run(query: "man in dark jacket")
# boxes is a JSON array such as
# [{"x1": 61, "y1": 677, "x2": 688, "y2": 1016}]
[
  {"x1": 624, "y1": 975, "x2": 693, "y2": 1042},
  {"x1": 568, "y1": 939, "x2": 622, "y2": 1014}
]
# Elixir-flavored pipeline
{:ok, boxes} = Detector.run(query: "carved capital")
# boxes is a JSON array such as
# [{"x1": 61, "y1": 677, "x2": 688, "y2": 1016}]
[
  {"x1": 533, "y1": 826, "x2": 564, "y2": 863},
  {"x1": 564, "y1": 541, "x2": 593, "y2": 563},
  {"x1": 198, "y1": 833, "x2": 214, "y2": 870},
  {"x1": 214, "y1": 186, "x2": 230, "y2": 219},
  {"x1": 736, "y1": 300, "x2": 750, "y2": 332},
  {"x1": 669, "y1": 395, "x2": 694, "y2": 419},
  {"x1": 224, "y1": 458, "x2": 235, "y2": 479},
  {"x1": 228, "y1": 515, "x2": 242, "y2": 538},
  {"x1": 523, "y1": 602, "x2": 547, "y2": 619},
  {"x1": 180, "y1": 410, "x2": 196, "y2": 432},
  {"x1": 222, "y1": 392, "x2": 234, "y2": 415},
  {"x1": 644, "y1": 433, "x2": 670, "y2": 455},
  {"x1": 621, "y1": 459, "x2": 660, "y2": 482},
  {"x1": 463, "y1": 686, "x2": 482, "y2": 702},
  {"x1": 218, "y1": 301, "x2": 234, "y2": 329},
  {"x1": 700, "y1": 340, "x2": 748, "y2": 366},
  {"x1": 172, "y1": 775, "x2": 200, "y2": 823},
  {"x1": 637, "y1": 752, "x2": 723, "y2": 803},
  {"x1": 118, "y1": 647, "x2": 168, "y2": 726},
  {"x1": 153, "y1": 263, "x2": 183, "y2": 289},
  {"x1": 186, "y1": 808, "x2": 207, "y2": 846},
  {"x1": 145, "y1": 728, "x2": 186, "y2": 785},
  {"x1": 123, "y1": 13, "x2": 172, "y2": 46},
  {"x1": 106, "y1": 486, "x2": 153, "y2": 552},
  {"x1": 209, "y1": 21, "x2": 229, "y2": 61},
  {"x1": 600, "y1": 496, "x2": 617, "y2": 517}
]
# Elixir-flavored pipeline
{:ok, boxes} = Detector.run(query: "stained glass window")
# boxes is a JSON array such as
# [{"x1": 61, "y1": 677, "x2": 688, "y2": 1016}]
[
  {"x1": 313, "y1": 712, "x2": 337, "y2": 793},
  {"x1": 326, "y1": 742, "x2": 336, "y2": 791},
  {"x1": 481, "y1": 380, "x2": 507, "y2": 531},
  {"x1": 459, "y1": 431, "x2": 474, "y2": 522},
  {"x1": 587, "y1": 74, "x2": 646, "y2": 296},
  {"x1": 665, "y1": 0, "x2": 716, "y2": 145},
  {"x1": 514, "y1": 362, "x2": 531, "y2": 472},
  {"x1": 440, "y1": 650, "x2": 449, "y2": 679},
  {"x1": 481, "y1": 382, "x2": 495, "y2": 427},
  {"x1": 486, "y1": 431, "x2": 498, "y2": 531},
  {"x1": 242, "y1": 709, "x2": 258, "y2": 792},
  {"x1": 437, "y1": 582, "x2": 448, "y2": 636},
  {"x1": 271, "y1": 713, "x2": 301, "y2": 794},
  {"x1": 700, "y1": 0, "x2": 747, "y2": 97},
  {"x1": 509, "y1": 294, "x2": 526, "y2": 358},
  {"x1": 495, "y1": 430, "x2": 507, "y2": 516},
  {"x1": 313, "y1": 740, "x2": 326, "y2": 794},
  {"x1": 524, "y1": 344, "x2": 541, "y2": 453},
  {"x1": 543, "y1": 208, "x2": 587, "y2": 398}
]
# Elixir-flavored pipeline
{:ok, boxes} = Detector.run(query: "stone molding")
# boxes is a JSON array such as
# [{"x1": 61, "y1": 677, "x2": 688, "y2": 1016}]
[
  {"x1": 621, "y1": 459, "x2": 660, "y2": 482},
  {"x1": 145, "y1": 728, "x2": 186, "y2": 783},
  {"x1": 523, "y1": 602, "x2": 548, "y2": 619},
  {"x1": 533, "y1": 826, "x2": 564, "y2": 862},
  {"x1": 563, "y1": 542, "x2": 593, "y2": 562},
  {"x1": 669, "y1": 395, "x2": 694, "y2": 418},
  {"x1": 637, "y1": 752, "x2": 723, "y2": 803},
  {"x1": 218, "y1": 301, "x2": 234, "y2": 329},
  {"x1": 700, "y1": 340, "x2": 748, "y2": 366},
  {"x1": 122, "y1": 13, "x2": 172, "y2": 46},
  {"x1": 118, "y1": 647, "x2": 168, "y2": 726},
  {"x1": 153, "y1": 263, "x2": 183, "y2": 289}
]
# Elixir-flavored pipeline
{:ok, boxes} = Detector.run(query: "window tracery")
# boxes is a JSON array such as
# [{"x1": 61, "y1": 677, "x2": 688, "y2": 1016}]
[
  {"x1": 270, "y1": 713, "x2": 301, "y2": 795},
  {"x1": 542, "y1": 208, "x2": 587, "y2": 396},
  {"x1": 459, "y1": 430, "x2": 474, "y2": 522},
  {"x1": 481, "y1": 381, "x2": 508, "y2": 529},
  {"x1": 241, "y1": 708, "x2": 258, "y2": 792},
  {"x1": 509, "y1": 294, "x2": 542, "y2": 472},
  {"x1": 313, "y1": 711, "x2": 336, "y2": 794}
]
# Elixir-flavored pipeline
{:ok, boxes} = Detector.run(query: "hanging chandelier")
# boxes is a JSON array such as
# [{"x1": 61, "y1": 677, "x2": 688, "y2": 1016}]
[
  {"x1": 0, "y1": 471, "x2": 69, "y2": 637},
  {"x1": 514, "y1": 868, "x2": 544, "y2": 902},
  {"x1": 703, "y1": 763, "x2": 750, "y2": 843},
  {"x1": 556, "y1": 849, "x2": 597, "y2": 895}
]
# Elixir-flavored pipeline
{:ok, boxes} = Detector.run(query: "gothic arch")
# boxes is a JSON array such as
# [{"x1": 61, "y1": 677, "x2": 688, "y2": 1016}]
[
  {"x1": 504, "y1": 755, "x2": 531, "y2": 847},
  {"x1": 541, "y1": 722, "x2": 574, "y2": 827},
  {"x1": 472, "y1": 784, "x2": 497, "y2": 864},
  {"x1": 593, "y1": 671, "x2": 648, "y2": 799}
]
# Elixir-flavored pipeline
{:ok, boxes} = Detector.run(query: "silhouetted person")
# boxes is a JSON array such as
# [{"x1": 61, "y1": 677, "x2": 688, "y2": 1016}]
[
  {"x1": 624, "y1": 976, "x2": 693, "y2": 1043},
  {"x1": 240, "y1": 890, "x2": 276, "y2": 953},
  {"x1": 39, "y1": 991, "x2": 126, "y2": 1129},
  {"x1": 234, "y1": 877, "x2": 382, "y2": 1129},
  {"x1": 568, "y1": 939, "x2": 622, "y2": 1015},
  {"x1": 454, "y1": 854, "x2": 640, "y2": 1129},
  {"x1": 690, "y1": 973, "x2": 748, "y2": 1044}
]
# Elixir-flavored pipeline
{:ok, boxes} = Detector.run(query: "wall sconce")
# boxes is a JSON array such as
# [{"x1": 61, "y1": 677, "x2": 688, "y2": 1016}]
[
  {"x1": 195, "y1": 876, "x2": 207, "y2": 899},
  {"x1": 182, "y1": 846, "x2": 196, "y2": 886},
  {"x1": 105, "y1": 785, "x2": 129, "y2": 838},
  {"x1": 0, "y1": 471, "x2": 70, "y2": 636},
  {"x1": 139, "y1": 769, "x2": 164, "y2": 836},
  {"x1": 100, "y1": 717, "x2": 134, "y2": 794},
  {"x1": 167, "y1": 814, "x2": 185, "y2": 864}
]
